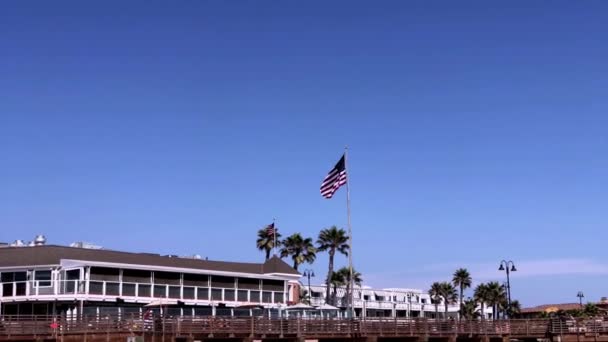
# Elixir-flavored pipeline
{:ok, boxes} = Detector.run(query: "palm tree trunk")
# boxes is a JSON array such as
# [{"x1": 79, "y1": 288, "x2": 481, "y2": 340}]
[
  {"x1": 332, "y1": 284, "x2": 338, "y2": 305},
  {"x1": 325, "y1": 250, "x2": 335, "y2": 304},
  {"x1": 293, "y1": 260, "x2": 298, "y2": 270},
  {"x1": 435, "y1": 303, "x2": 438, "y2": 318},
  {"x1": 265, "y1": 249, "x2": 270, "y2": 260},
  {"x1": 480, "y1": 303, "x2": 485, "y2": 320},
  {"x1": 459, "y1": 285, "x2": 463, "y2": 320},
  {"x1": 345, "y1": 282, "x2": 351, "y2": 308},
  {"x1": 444, "y1": 301, "x2": 448, "y2": 318}
]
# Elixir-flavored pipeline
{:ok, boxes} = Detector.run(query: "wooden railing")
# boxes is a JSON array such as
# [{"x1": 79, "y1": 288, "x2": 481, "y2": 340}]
[{"x1": 1, "y1": 315, "x2": 606, "y2": 339}]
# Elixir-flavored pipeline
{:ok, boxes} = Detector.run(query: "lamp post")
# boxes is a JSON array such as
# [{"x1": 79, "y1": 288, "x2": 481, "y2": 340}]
[
  {"x1": 577, "y1": 291, "x2": 584, "y2": 308},
  {"x1": 498, "y1": 260, "x2": 516, "y2": 308},
  {"x1": 302, "y1": 269, "x2": 315, "y2": 303}
]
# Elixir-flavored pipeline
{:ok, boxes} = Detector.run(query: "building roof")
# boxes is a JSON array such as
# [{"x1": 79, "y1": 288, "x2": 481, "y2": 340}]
[
  {"x1": 521, "y1": 303, "x2": 585, "y2": 313},
  {"x1": 0, "y1": 245, "x2": 300, "y2": 276}
]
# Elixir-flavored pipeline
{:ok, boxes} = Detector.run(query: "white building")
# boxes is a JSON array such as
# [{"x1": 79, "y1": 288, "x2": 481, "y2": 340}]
[{"x1": 291, "y1": 283, "x2": 492, "y2": 319}]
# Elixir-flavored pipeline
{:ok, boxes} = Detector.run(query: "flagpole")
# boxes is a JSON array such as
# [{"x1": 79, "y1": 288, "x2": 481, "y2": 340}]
[
  {"x1": 273, "y1": 218, "x2": 277, "y2": 256},
  {"x1": 344, "y1": 146, "x2": 354, "y2": 319}
]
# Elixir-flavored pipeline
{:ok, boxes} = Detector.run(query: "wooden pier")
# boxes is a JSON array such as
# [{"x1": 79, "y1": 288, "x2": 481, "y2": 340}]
[{"x1": 0, "y1": 315, "x2": 607, "y2": 342}]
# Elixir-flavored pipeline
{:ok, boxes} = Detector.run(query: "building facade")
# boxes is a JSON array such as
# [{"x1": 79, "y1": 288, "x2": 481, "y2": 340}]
[
  {"x1": 0, "y1": 243, "x2": 300, "y2": 317},
  {"x1": 302, "y1": 284, "x2": 486, "y2": 319}
]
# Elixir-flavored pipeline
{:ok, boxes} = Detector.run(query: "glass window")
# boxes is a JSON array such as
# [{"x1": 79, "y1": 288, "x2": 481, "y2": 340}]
[
  {"x1": 262, "y1": 291, "x2": 272, "y2": 303},
  {"x1": 35, "y1": 270, "x2": 52, "y2": 287},
  {"x1": 197, "y1": 287, "x2": 209, "y2": 300},
  {"x1": 106, "y1": 282, "x2": 120, "y2": 296},
  {"x1": 89, "y1": 281, "x2": 104, "y2": 295},
  {"x1": 237, "y1": 278, "x2": 259, "y2": 290},
  {"x1": 211, "y1": 276, "x2": 234, "y2": 288},
  {"x1": 153, "y1": 285, "x2": 166, "y2": 298},
  {"x1": 211, "y1": 288, "x2": 222, "y2": 301},
  {"x1": 183, "y1": 274, "x2": 208, "y2": 286},
  {"x1": 250, "y1": 290, "x2": 260, "y2": 302},
  {"x1": 274, "y1": 292, "x2": 284, "y2": 303},
  {"x1": 237, "y1": 290, "x2": 248, "y2": 302},
  {"x1": 90, "y1": 267, "x2": 119, "y2": 281},
  {"x1": 138, "y1": 284, "x2": 151, "y2": 297},
  {"x1": 262, "y1": 280, "x2": 283, "y2": 291},
  {"x1": 122, "y1": 269, "x2": 151, "y2": 283},
  {"x1": 168, "y1": 286, "x2": 181, "y2": 299},
  {"x1": 183, "y1": 287, "x2": 195, "y2": 299},
  {"x1": 194, "y1": 307, "x2": 212, "y2": 316},
  {"x1": 154, "y1": 272, "x2": 181, "y2": 285},
  {"x1": 122, "y1": 283, "x2": 136, "y2": 296},
  {"x1": 224, "y1": 289, "x2": 235, "y2": 301}
]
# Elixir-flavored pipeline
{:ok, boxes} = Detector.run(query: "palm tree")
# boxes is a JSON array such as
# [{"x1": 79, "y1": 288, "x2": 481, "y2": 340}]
[
  {"x1": 336, "y1": 266, "x2": 362, "y2": 308},
  {"x1": 474, "y1": 283, "x2": 489, "y2": 319},
  {"x1": 461, "y1": 298, "x2": 480, "y2": 320},
  {"x1": 256, "y1": 226, "x2": 282, "y2": 260},
  {"x1": 279, "y1": 233, "x2": 316, "y2": 271},
  {"x1": 452, "y1": 268, "x2": 472, "y2": 319},
  {"x1": 584, "y1": 303, "x2": 599, "y2": 317},
  {"x1": 317, "y1": 226, "x2": 349, "y2": 304},
  {"x1": 329, "y1": 270, "x2": 345, "y2": 306},
  {"x1": 429, "y1": 282, "x2": 443, "y2": 318},
  {"x1": 439, "y1": 282, "x2": 458, "y2": 317},
  {"x1": 485, "y1": 282, "x2": 507, "y2": 320},
  {"x1": 299, "y1": 287, "x2": 311, "y2": 305},
  {"x1": 507, "y1": 300, "x2": 521, "y2": 318}
]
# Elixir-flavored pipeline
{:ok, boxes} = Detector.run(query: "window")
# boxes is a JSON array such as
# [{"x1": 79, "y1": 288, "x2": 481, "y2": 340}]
[
  {"x1": 122, "y1": 283, "x2": 136, "y2": 296},
  {"x1": 168, "y1": 286, "x2": 181, "y2": 299},
  {"x1": 274, "y1": 292, "x2": 284, "y2": 303},
  {"x1": 237, "y1": 290, "x2": 248, "y2": 302},
  {"x1": 250, "y1": 290, "x2": 260, "y2": 302},
  {"x1": 224, "y1": 289, "x2": 235, "y2": 301},
  {"x1": 211, "y1": 288, "x2": 222, "y2": 301},
  {"x1": 183, "y1": 287, "x2": 195, "y2": 299},
  {"x1": 197, "y1": 288, "x2": 209, "y2": 300},
  {"x1": 35, "y1": 270, "x2": 52, "y2": 287},
  {"x1": 262, "y1": 291, "x2": 272, "y2": 303}
]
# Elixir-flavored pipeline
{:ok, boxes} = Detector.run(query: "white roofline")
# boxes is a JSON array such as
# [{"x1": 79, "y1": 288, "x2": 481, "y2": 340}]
[{"x1": 60, "y1": 259, "x2": 296, "y2": 280}]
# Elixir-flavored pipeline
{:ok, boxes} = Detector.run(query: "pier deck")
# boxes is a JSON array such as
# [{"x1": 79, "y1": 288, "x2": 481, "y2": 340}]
[{"x1": 0, "y1": 316, "x2": 607, "y2": 342}]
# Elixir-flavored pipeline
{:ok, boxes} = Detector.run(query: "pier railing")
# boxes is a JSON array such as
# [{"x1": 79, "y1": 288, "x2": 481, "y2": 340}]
[{"x1": 1, "y1": 315, "x2": 607, "y2": 339}]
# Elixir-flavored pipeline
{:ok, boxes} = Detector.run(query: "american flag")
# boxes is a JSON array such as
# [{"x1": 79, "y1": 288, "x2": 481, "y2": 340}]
[
  {"x1": 320, "y1": 154, "x2": 347, "y2": 199},
  {"x1": 266, "y1": 223, "x2": 276, "y2": 236}
]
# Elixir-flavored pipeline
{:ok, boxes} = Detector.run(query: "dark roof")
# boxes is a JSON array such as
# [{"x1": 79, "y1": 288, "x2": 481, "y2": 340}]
[{"x1": 0, "y1": 245, "x2": 299, "y2": 276}]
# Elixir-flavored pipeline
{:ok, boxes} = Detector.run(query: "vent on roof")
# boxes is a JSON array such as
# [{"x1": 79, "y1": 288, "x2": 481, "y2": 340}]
[
  {"x1": 70, "y1": 242, "x2": 103, "y2": 250},
  {"x1": 33, "y1": 235, "x2": 46, "y2": 246},
  {"x1": 181, "y1": 254, "x2": 203, "y2": 260},
  {"x1": 10, "y1": 240, "x2": 26, "y2": 247}
]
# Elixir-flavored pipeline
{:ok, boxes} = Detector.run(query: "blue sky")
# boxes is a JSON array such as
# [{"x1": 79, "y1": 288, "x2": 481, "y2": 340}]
[{"x1": 1, "y1": 1, "x2": 606, "y2": 306}]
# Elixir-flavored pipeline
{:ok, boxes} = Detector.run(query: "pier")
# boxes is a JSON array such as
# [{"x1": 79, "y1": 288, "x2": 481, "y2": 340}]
[{"x1": 1, "y1": 316, "x2": 608, "y2": 342}]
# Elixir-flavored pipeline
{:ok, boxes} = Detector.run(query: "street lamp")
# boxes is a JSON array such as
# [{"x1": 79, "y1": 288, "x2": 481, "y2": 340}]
[
  {"x1": 577, "y1": 291, "x2": 584, "y2": 308},
  {"x1": 498, "y1": 260, "x2": 516, "y2": 308},
  {"x1": 302, "y1": 269, "x2": 315, "y2": 303}
]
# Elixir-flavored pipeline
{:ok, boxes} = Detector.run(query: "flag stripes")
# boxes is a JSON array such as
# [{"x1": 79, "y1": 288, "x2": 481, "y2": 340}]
[
  {"x1": 266, "y1": 223, "x2": 276, "y2": 236},
  {"x1": 320, "y1": 154, "x2": 347, "y2": 199}
]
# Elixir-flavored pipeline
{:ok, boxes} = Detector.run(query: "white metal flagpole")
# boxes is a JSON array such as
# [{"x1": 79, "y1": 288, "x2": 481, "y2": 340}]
[
  {"x1": 273, "y1": 218, "x2": 277, "y2": 256},
  {"x1": 344, "y1": 146, "x2": 354, "y2": 318}
]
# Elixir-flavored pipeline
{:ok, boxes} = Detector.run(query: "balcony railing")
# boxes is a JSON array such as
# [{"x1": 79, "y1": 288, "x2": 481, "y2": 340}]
[
  {"x1": 0, "y1": 280, "x2": 285, "y2": 305},
  {"x1": 309, "y1": 297, "x2": 459, "y2": 312}
]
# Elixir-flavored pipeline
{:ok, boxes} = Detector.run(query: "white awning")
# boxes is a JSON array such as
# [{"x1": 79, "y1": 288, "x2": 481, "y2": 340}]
[{"x1": 316, "y1": 304, "x2": 339, "y2": 310}]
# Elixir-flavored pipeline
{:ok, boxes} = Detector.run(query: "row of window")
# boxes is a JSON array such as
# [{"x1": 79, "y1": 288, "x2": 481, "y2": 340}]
[
  {"x1": 87, "y1": 281, "x2": 284, "y2": 303},
  {"x1": 0, "y1": 269, "x2": 285, "y2": 291}
]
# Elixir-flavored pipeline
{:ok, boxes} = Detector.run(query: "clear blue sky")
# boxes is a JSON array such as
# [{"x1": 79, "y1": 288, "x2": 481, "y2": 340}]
[{"x1": 1, "y1": 1, "x2": 606, "y2": 306}]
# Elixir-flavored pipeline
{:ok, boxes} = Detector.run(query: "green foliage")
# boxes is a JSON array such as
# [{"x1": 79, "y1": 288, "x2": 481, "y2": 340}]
[
  {"x1": 279, "y1": 233, "x2": 316, "y2": 271},
  {"x1": 256, "y1": 226, "x2": 281, "y2": 260},
  {"x1": 452, "y1": 268, "x2": 472, "y2": 319},
  {"x1": 317, "y1": 226, "x2": 350, "y2": 304},
  {"x1": 461, "y1": 298, "x2": 480, "y2": 319}
]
